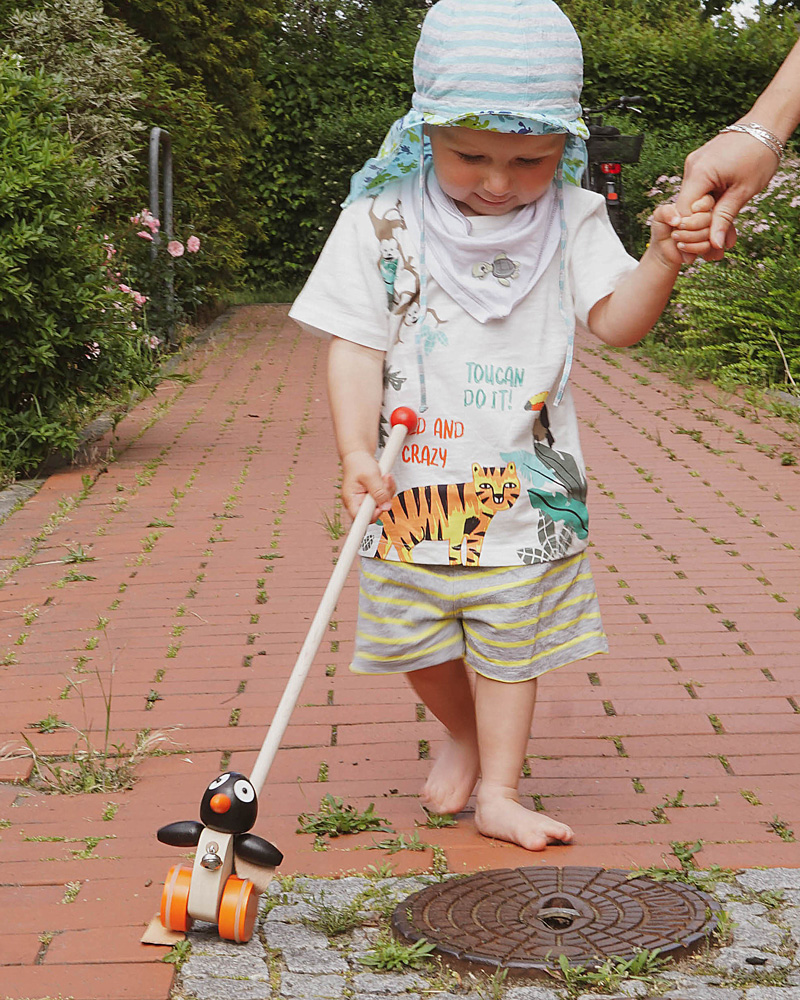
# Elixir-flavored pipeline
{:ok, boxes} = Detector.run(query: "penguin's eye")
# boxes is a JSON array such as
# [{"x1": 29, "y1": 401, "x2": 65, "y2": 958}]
[
  {"x1": 209, "y1": 773, "x2": 230, "y2": 790},
  {"x1": 234, "y1": 779, "x2": 255, "y2": 803}
]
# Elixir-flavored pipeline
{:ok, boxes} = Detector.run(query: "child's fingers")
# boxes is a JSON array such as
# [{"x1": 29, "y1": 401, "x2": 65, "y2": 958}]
[
  {"x1": 674, "y1": 228, "x2": 712, "y2": 246},
  {"x1": 690, "y1": 194, "x2": 716, "y2": 213},
  {"x1": 674, "y1": 212, "x2": 713, "y2": 234},
  {"x1": 652, "y1": 203, "x2": 682, "y2": 227},
  {"x1": 676, "y1": 238, "x2": 714, "y2": 257}
]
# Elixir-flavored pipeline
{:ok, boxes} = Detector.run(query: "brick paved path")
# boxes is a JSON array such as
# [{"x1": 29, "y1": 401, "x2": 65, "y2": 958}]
[{"x1": 0, "y1": 305, "x2": 798, "y2": 999}]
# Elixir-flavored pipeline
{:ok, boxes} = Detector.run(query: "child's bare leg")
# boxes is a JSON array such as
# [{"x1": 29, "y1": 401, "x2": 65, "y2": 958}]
[
  {"x1": 473, "y1": 675, "x2": 573, "y2": 851},
  {"x1": 406, "y1": 658, "x2": 480, "y2": 814}
]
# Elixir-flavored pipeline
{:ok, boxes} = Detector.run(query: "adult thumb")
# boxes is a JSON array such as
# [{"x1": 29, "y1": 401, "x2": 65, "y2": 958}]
[{"x1": 710, "y1": 190, "x2": 747, "y2": 250}]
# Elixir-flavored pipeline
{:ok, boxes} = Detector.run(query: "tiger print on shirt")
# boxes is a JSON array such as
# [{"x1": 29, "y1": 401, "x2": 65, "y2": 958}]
[{"x1": 377, "y1": 463, "x2": 520, "y2": 566}]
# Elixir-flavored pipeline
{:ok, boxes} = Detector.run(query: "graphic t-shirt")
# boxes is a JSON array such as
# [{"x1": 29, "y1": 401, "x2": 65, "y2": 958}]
[{"x1": 290, "y1": 179, "x2": 637, "y2": 567}]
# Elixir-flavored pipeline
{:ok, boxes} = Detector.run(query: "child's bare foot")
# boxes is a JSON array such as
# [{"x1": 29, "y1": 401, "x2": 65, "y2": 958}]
[
  {"x1": 420, "y1": 735, "x2": 480, "y2": 815},
  {"x1": 475, "y1": 786, "x2": 573, "y2": 851}
]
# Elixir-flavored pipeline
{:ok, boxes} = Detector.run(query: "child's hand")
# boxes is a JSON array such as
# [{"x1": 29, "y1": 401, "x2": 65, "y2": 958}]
[
  {"x1": 341, "y1": 450, "x2": 396, "y2": 522},
  {"x1": 649, "y1": 194, "x2": 715, "y2": 268}
]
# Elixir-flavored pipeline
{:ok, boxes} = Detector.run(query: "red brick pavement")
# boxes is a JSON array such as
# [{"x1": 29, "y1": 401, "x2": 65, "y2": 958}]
[{"x1": 0, "y1": 305, "x2": 798, "y2": 998}]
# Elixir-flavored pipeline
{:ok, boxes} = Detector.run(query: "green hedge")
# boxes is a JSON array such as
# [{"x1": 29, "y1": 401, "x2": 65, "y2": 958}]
[{"x1": 0, "y1": 56, "x2": 161, "y2": 478}]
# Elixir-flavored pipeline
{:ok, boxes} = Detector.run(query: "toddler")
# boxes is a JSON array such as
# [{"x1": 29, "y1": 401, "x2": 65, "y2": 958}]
[{"x1": 290, "y1": 0, "x2": 712, "y2": 851}]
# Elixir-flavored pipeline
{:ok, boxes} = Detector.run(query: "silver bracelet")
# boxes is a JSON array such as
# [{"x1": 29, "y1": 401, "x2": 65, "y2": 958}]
[{"x1": 719, "y1": 121, "x2": 784, "y2": 159}]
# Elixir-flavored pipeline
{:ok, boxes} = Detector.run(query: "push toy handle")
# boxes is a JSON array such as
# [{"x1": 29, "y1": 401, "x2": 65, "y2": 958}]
[{"x1": 248, "y1": 407, "x2": 417, "y2": 796}]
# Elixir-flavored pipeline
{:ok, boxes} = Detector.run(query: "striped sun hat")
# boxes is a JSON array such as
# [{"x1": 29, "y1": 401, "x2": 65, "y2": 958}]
[{"x1": 345, "y1": 0, "x2": 589, "y2": 205}]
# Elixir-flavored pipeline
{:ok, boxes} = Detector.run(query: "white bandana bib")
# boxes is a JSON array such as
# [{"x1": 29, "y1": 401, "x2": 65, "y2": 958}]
[{"x1": 406, "y1": 169, "x2": 561, "y2": 324}]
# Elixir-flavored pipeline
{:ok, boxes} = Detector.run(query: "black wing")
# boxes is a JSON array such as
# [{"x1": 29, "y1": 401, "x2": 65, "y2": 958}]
[
  {"x1": 235, "y1": 833, "x2": 284, "y2": 867},
  {"x1": 157, "y1": 820, "x2": 204, "y2": 846}
]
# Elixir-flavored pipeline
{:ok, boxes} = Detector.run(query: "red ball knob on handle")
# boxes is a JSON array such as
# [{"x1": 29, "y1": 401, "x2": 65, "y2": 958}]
[{"x1": 390, "y1": 407, "x2": 418, "y2": 433}]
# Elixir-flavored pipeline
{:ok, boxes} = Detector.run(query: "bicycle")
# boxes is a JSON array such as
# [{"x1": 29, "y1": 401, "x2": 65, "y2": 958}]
[{"x1": 581, "y1": 95, "x2": 645, "y2": 250}]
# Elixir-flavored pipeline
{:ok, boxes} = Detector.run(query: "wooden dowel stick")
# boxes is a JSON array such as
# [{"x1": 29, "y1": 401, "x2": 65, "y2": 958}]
[{"x1": 249, "y1": 418, "x2": 412, "y2": 797}]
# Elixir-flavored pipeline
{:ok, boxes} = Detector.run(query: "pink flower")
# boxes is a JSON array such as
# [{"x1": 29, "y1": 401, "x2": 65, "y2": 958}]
[
  {"x1": 133, "y1": 292, "x2": 148, "y2": 307},
  {"x1": 167, "y1": 240, "x2": 185, "y2": 258},
  {"x1": 145, "y1": 335, "x2": 160, "y2": 349},
  {"x1": 118, "y1": 283, "x2": 132, "y2": 294},
  {"x1": 139, "y1": 209, "x2": 160, "y2": 232},
  {"x1": 85, "y1": 342, "x2": 101, "y2": 360},
  {"x1": 137, "y1": 230, "x2": 154, "y2": 241},
  {"x1": 187, "y1": 235, "x2": 201, "y2": 253}
]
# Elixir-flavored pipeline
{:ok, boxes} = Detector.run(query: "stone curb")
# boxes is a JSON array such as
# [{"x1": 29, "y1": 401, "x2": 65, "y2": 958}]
[{"x1": 170, "y1": 869, "x2": 800, "y2": 1000}]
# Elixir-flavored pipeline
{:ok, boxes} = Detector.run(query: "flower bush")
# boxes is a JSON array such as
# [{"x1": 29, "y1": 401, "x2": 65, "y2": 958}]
[
  {"x1": 0, "y1": 55, "x2": 163, "y2": 480},
  {"x1": 108, "y1": 209, "x2": 204, "y2": 349},
  {"x1": 643, "y1": 160, "x2": 800, "y2": 392}
]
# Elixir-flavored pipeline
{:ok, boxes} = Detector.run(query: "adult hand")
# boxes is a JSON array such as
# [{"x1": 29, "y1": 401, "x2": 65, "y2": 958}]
[{"x1": 676, "y1": 130, "x2": 781, "y2": 258}]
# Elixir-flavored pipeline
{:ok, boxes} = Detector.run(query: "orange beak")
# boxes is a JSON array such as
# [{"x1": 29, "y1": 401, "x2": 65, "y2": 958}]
[{"x1": 210, "y1": 793, "x2": 231, "y2": 813}]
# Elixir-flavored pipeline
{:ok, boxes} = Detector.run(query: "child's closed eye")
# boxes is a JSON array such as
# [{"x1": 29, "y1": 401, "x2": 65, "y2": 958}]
[{"x1": 456, "y1": 152, "x2": 485, "y2": 163}]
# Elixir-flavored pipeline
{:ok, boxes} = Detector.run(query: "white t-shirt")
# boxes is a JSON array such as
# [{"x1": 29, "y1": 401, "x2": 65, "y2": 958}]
[{"x1": 290, "y1": 180, "x2": 637, "y2": 567}]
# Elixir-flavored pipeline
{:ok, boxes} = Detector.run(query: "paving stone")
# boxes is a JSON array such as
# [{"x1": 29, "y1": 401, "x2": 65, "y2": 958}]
[
  {"x1": 291, "y1": 877, "x2": 371, "y2": 907},
  {"x1": 725, "y1": 903, "x2": 785, "y2": 951},
  {"x1": 505, "y1": 987, "x2": 563, "y2": 1000},
  {"x1": 781, "y1": 908, "x2": 800, "y2": 948},
  {"x1": 618, "y1": 981, "x2": 650, "y2": 998},
  {"x1": 265, "y1": 923, "x2": 331, "y2": 951},
  {"x1": 737, "y1": 871, "x2": 800, "y2": 893},
  {"x1": 352, "y1": 994, "x2": 421, "y2": 1000},
  {"x1": 181, "y1": 977, "x2": 272, "y2": 1000},
  {"x1": 282, "y1": 947, "x2": 349, "y2": 974},
  {"x1": 181, "y1": 954, "x2": 271, "y2": 981},
  {"x1": 267, "y1": 902, "x2": 319, "y2": 923},
  {"x1": 663, "y1": 988, "x2": 745, "y2": 1000},
  {"x1": 711, "y1": 947, "x2": 792, "y2": 975},
  {"x1": 189, "y1": 924, "x2": 267, "y2": 960},
  {"x1": 747, "y1": 990, "x2": 800, "y2": 1000},
  {"x1": 352, "y1": 972, "x2": 428, "y2": 994},
  {"x1": 0, "y1": 480, "x2": 42, "y2": 521},
  {"x1": 350, "y1": 927, "x2": 383, "y2": 949},
  {"x1": 573, "y1": 993, "x2": 629, "y2": 1000},
  {"x1": 279, "y1": 972, "x2": 346, "y2": 998}
]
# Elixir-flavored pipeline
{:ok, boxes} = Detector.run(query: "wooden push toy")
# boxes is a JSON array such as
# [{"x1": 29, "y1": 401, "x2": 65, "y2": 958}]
[{"x1": 144, "y1": 407, "x2": 418, "y2": 945}]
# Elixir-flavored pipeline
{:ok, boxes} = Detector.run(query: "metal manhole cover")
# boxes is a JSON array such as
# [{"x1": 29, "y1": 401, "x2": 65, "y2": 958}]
[{"x1": 392, "y1": 866, "x2": 720, "y2": 972}]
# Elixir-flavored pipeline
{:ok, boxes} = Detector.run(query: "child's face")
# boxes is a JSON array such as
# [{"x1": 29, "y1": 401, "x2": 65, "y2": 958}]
[{"x1": 426, "y1": 126, "x2": 567, "y2": 217}]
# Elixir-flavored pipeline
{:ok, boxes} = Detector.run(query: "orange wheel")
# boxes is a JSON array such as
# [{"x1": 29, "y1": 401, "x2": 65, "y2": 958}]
[
  {"x1": 218, "y1": 875, "x2": 259, "y2": 943},
  {"x1": 160, "y1": 864, "x2": 194, "y2": 932}
]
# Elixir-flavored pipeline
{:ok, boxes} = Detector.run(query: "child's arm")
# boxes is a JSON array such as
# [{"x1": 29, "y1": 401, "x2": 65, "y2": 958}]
[
  {"x1": 327, "y1": 336, "x2": 395, "y2": 520},
  {"x1": 587, "y1": 194, "x2": 714, "y2": 348}
]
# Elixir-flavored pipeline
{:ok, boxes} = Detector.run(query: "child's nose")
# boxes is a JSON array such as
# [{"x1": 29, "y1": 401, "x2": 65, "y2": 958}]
[{"x1": 483, "y1": 169, "x2": 511, "y2": 197}]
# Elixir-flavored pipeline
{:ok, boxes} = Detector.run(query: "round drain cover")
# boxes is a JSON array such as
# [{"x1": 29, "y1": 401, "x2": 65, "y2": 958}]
[{"x1": 392, "y1": 866, "x2": 720, "y2": 972}]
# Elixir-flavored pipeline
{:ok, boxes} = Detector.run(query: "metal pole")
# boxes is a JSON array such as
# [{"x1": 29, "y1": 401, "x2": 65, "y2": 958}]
[{"x1": 148, "y1": 127, "x2": 175, "y2": 345}]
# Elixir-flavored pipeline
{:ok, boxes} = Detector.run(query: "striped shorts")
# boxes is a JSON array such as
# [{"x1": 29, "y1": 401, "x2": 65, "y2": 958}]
[{"x1": 352, "y1": 551, "x2": 608, "y2": 682}]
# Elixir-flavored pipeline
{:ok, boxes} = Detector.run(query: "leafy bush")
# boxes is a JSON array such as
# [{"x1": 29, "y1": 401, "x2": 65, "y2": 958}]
[
  {"x1": 565, "y1": 0, "x2": 799, "y2": 130},
  {"x1": 643, "y1": 160, "x2": 800, "y2": 390},
  {"x1": 246, "y1": 0, "x2": 424, "y2": 286},
  {"x1": 103, "y1": 0, "x2": 274, "y2": 294},
  {"x1": 3, "y1": 0, "x2": 148, "y2": 199},
  {"x1": 0, "y1": 55, "x2": 162, "y2": 479}
]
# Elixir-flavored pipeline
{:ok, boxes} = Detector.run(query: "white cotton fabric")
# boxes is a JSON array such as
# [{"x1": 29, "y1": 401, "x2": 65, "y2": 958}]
[
  {"x1": 408, "y1": 169, "x2": 561, "y2": 324},
  {"x1": 289, "y1": 181, "x2": 637, "y2": 567}
]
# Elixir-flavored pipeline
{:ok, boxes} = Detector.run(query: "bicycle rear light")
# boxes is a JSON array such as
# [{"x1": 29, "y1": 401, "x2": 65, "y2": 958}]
[{"x1": 600, "y1": 163, "x2": 622, "y2": 174}]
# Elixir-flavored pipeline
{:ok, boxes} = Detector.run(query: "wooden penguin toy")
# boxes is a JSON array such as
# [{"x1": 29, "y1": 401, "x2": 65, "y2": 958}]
[
  {"x1": 155, "y1": 772, "x2": 283, "y2": 943},
  {"x1": 144, "y1": 410, "x2": 417, "y2": 948}
]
